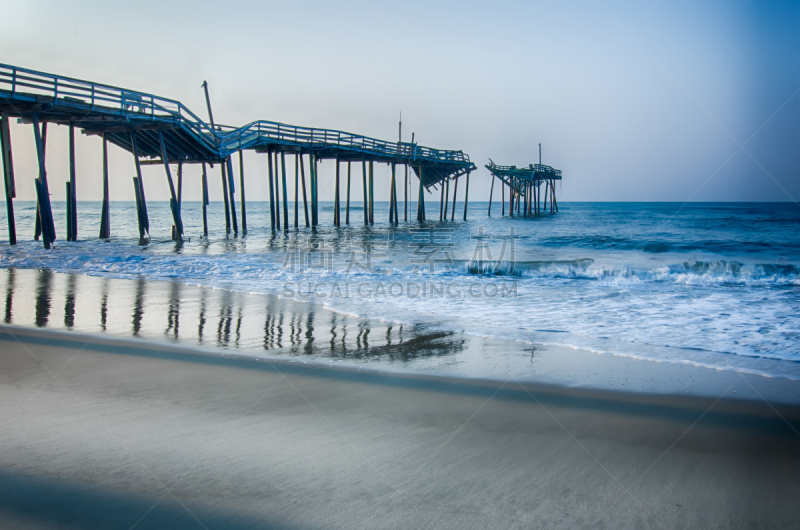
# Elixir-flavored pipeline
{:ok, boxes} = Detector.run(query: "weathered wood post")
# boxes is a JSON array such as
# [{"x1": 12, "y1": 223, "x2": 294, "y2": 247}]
[
  {"x1": 439, "y1": 176, "x2": 445, "y2": 222},
  {"x1": 220, "y1": 162, "x2": 231, "y2": 233},
  {"x1": 361, "y1": 156, "x2": 368, "y2": 226},
  {"x1": 239, "y1": 151, "x2": 247, "y2": 234},
  {"x1": 99, "y1": 133, "x2": 110, "y2": 239},
  {"x1": 66, "y1": 123, "x2": 77, "y2": 241},
  {"x1": 130, "y1": 131, "x2": 149, "y2": 241},
  {"x1": 501, "y1": 181, "x2": 505, "y2": 216},
  {"x1": 390, "y1": 162, "x2": 397, "y2": 225},
  {"x1": 404, "y1": 163, "x2": 408, "y2": 221},
  {"x1": 0, "y1": 112, "x2": 16, "y2": 245},
  {"x1": 280, "y1": 151, "x2": 289, "y2": 230},
  {"x1": 300, "y1": 153, "x2": 309, "y2": 227},
  {"x1": 310, "y1": 153, "x2": 318, "y2": 227},
  {"x1": 334, "y1": 156, "x2": 340, "y2": 227},
  {"x1": 417, "y1": 166, "x2": 426, "y2": 221},
  {"x1": 201, "y1": 163, "x2": 209, "y2": 237},
  {"x1": 345, "y1": 161, "x2": 351, "y2": 225},
  {"x1": 294, "y1": 152, "x2": 299, "y2": 228},
  {"x1": 543, "y1": 180, "x2": 548, "y2": 213},
  {"x1": 32, "y1": 114, "x2": 55, "y2": 247},
  {"x1": 368, "y1": 161, "x2": 374, "y2": 225},
  {"x1": 158, "y1": 130, "x2": 184, "y2": 241},
  {"x1": 273, "y1": 151, "x2": 281, "y2": 230},
  {"x1": 177, "y1": 162, "x2": 183, "y2": 206},
  {"x1": 226, "y1": 156, "x2": 238, "y2": 236},
  {"x1": 267, "y1": 149, "x2": 276, "y2": 230},
  {"x1": 450, "y1": 174, "x2": 458, "y2": 221},
  {"x1": 463, "y1": 171, "x2": 470, "y2": 221},
  {"x1": 487, "y1": 174, "x2": 494, "y2": 216},
  {"x1": 443, "y1": 177, "x2": 450, "y2": 221},
  {"x1": 509, "y1": 181, "x2": 514, "y2": 218}
]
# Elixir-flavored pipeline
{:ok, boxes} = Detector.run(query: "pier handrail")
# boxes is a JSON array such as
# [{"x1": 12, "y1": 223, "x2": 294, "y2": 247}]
[
  {"x1": 220, "y1": 120, "x2": 473, "y2": 166},
  {"x1": 0, "y1": 63, "x2": 220, "y2": 150}
]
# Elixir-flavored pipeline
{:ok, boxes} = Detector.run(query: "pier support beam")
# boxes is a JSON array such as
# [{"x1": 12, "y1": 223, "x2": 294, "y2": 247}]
[
  {"x1": 310, "y1": 153, "x2": 318, "y2": 227},
  {"x1": 361, "y1": 157, "x2": 368, "y2": 226},
  {"x1": 450, "y1": 175, "x2": 458, "y2": 221},
  {"x1": 221, "y1": 162, "x2": 231, "y2": 234},
  {"x1": 300, "y1": 154, "x2": 309, "y2": 227},
  {"x1": 294, "y1": 153, "x2": 299, "y2": 228},
  {"x1": 345, "y1": 161, "x2": 351, "y2": 225},
  {"x1": 1, "y1": 111, "x2": 17, "y2": 245},
  {"x1": 99, "y1": 133, "x2": 110, "y2": 239},
  {"x1": 439, "y1": 177, "x2": 445, "y2": 221},
  {"x1": 157, "y1": 130, "x2": 184, "y2": 241},
  {"x1": 130, "y1": 131, "x2": 149, "y2": 242},
  {"x1": 487, "y1": 174, "x2": 494, "y2": 217},
  {"x1": 239, "y1": 151, "x2": 247, "y2": 234},
  {"x1": 280, "y1": 151, "x2": 289, "y2": 230},
  {"x1": 390, "y1": 162, "x2": 397, "y2": 225},
  {"x1": 404, "y1": 164, "x2": 408, "y2": 222},
  {"x1": 267, "y1": 150, "x2": 275, "y2": 230},
  {"x1": 226, "y1": 156, "x2": 238, "y2": 236},
  {"x1": 463, "y1": 171, "x2": 470, "y2": 221},
  {"x1": 334, "y1": 157, "x2": 340, "y2": 227},
  {"x1": 368, "y1": 161, "x2": 374, "y2": 225},
  {"x1": 201, "y1": 163, "x2": 209, "y2": 237},
  {"x1": 274, "y1": 152, "x2": 281, "y2": 230},
  {"x1": 32, "y1": 114, "x2": 55, "y2": 248},
  {"x1": 66, "y1": 124, "x2": 77, "y2": 241}
]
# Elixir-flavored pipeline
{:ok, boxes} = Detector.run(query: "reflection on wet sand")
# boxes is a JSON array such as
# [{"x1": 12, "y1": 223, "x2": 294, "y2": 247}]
[{"x1": 0, "y1": 268, "x2": 464, "y2": 363}]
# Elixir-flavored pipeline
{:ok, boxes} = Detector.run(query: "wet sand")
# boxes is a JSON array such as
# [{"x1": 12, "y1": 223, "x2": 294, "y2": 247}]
[{"x1": 1, "y1": 324, "x2": 800, "y2": 529}]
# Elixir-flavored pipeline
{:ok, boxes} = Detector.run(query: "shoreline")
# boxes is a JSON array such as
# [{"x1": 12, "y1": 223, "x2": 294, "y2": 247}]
[
  {"x1": 1, "y1": 325, "x2": 799, "y2": 528},
  {"x1": 1, "y1": 267, "x2": 799, "y2": 404}
]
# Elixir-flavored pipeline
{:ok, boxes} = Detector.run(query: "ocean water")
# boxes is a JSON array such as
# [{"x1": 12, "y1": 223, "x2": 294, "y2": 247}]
[{"x1": 1, "y1": 199, "x2": 798, "y2": 379}]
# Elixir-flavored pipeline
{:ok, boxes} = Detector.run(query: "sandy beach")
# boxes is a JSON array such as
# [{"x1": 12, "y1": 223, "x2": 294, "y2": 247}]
[{"x1": 2, "y1": 323, "x2": 799, "y2": 529}]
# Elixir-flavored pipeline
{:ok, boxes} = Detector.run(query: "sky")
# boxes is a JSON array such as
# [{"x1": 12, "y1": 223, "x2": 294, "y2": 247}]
[{"x1": 1, "y1": 0, "x2": 798, "y2": 204}]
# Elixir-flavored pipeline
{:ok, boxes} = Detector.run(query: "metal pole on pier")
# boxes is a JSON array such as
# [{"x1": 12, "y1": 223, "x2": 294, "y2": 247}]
[{"x1": 0, "y1": 112, "x2": 16, "y2": 245}]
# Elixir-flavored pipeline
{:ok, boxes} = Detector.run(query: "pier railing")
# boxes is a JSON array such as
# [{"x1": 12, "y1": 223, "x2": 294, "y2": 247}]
[
  {"x1": 0, "y1": 63, "x2": 220, "y2": 151},
  {"x1": 220, "y1": 120, "x2": 473, "y2": 166}
]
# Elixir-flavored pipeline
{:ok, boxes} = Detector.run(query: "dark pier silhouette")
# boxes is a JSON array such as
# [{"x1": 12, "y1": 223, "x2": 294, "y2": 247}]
[
  {"x1": 486, "y1": 147, "x2": 562, "y2": 217},
  {"x1": 0, "y1": 63, "x2": 476, "y2": 247}
]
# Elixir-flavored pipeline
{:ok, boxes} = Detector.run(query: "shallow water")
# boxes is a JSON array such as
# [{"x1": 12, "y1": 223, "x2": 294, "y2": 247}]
[{"x1": 0, "y1": 200, "x2": 798, "y2": 379}]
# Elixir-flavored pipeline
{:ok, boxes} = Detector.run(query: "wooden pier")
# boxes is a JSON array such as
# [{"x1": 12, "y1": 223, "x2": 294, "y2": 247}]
[{"x1": 0, "y1": 63, "x2": 476, "y2": 246}]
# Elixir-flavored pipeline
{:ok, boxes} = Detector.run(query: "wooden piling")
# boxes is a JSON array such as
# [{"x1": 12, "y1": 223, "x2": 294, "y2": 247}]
[
  {"x1": 416, "y1": 167, "x2": 424, "y2": 221},
  {"x1": 158, "y1": 130, "x2": 184, "y2": 240},
  {"x1": 404, "y1": 163, "x2": 408, "y2": 221},
  {"x1": 310, "y1": 153, "x2": 318, "y2": 227},
  {"x1": 390, "y1": 162, "x2": 397, "y2": 225},
  {"x1": 201, "y1": 163, "x2": 209, "y2": 237},
  {"x1": 361, "y1": 157, "x2": 368, "y2": 226},
  {"x1": 67, "y1": 123, "x2": 77, "y2": 241},
  {"x1": 0, "y1": 111, "x2": 16, "y2": 245},
  {"x1": 267, "y1": 149, "x2": 275, "y2": 230},
  {"x1": 543, "y1": 180, "x2": 548, "y2": 213},
  {"x1": 221, "y1": 162, "x2": 231, "y2": 233},
  {"x1": 439, "y1": 176, "x2": 445, "y2": 222},
  {"x1": 239, "y1": 151, "x2": 247, "y2": 234},
  {"x1": 463, "y1": 171, "x2": 470, "y2": 221},
  {"x1": 368, "y1": 161, "x2": 374, "y2": 225},
  {"x1": 509, "y1": 182, "x2": 513, "y2": 218},
  {"x1": 334, "y1": 157, "x2": 340, "y2": 227},
  {"x1": 273, "y1": 151, "x2": 281, "y2": 230},
  {"x1": 226, "y1": 156, "x2": 238, "y2": 236},
  {"x1": 501, "y1": 181, "x2": 505, "y2": 216},
  {"x1": 443, "y1": 178, "x2": 450, "y2": 221},
  {"x1": 99, "y1": 133, "x2": 110, "y2": 239},
  {"x1": 450, "y1": 174, "x2": 457, "y2": 221},
  {"x1": 280, "y1": 151, "x2": 289, "y2": 230},
  {"x1": 345, "y1": 161, "x2": 351, "y2": 225},
  {"x1": 130, "y1": 131, "x2": 149, "y2": 238},
  {"x1": 32, "y1": 114, "x2": 55, "y2": 247},
  {"x1": 300, "y1": 153, "x2": 309, "y2": 227},
  {"x1": 294, "y1": 153, "x2": 299, "y2": 228},
  {"x1": 487, "y1": 175, "x2": 494, "y2": 216}
]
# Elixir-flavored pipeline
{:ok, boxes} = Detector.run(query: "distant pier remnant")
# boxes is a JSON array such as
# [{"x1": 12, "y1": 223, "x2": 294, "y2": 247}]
[{"x1": 485, "y1": 157, "x2": 561, "y2": 217}]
